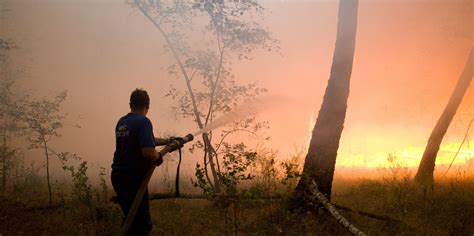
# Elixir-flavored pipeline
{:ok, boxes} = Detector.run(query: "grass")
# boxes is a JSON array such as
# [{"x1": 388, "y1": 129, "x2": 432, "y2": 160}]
[
  {"x1": 0, "y1": 170, "x2": 473, "y2": 235},
  {"x1": 0, "y1": 194, "x2": 122, "y2": 235},
  {"x1": 146, "y1": 177, "x2": 473, "y2": 235},
  {"x1": 333, "y1": 177, "x2": 474, "y2": 235},
  {"x1": 149, "y1": 197, "x2": 352, "y2": 235}
]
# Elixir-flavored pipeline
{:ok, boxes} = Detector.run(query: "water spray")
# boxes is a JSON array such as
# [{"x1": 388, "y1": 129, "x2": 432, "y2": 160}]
[{"x1": 193, "y1": 97, "x2": 273, "y2": 136}]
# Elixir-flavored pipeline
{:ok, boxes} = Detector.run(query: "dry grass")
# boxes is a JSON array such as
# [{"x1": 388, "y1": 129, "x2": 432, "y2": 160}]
[
  {"x1": 145, "y1": 178, "x2": 473, "y2": 235},
  {"x1": 0, "y1": 173, "x2": 473, "y2": 235},
  {"x1": 333, "y1": 177, "x2": 474, "y2": 235}
]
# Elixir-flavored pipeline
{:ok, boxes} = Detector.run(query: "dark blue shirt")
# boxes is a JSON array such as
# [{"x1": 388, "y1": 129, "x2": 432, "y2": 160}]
[{"x1": 112, "y1": 113, "x2": 155, "y2": 170}]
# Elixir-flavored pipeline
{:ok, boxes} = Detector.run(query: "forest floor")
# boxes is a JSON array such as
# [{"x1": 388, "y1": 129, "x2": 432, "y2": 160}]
[{"x1": 0, "y1": 176, "x2": 473, "y2": 235}]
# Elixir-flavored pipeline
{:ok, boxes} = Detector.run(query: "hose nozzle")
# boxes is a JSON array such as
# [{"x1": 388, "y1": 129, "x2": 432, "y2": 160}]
[
  {"x1": 181, "y1": 133, "x2": 194, "y2": 144},
  {"x1": 164, "y1": 134, "x2": 194, "y2": 154}
]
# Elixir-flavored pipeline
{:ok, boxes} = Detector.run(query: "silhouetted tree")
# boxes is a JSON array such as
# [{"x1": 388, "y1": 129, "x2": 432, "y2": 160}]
[
  {"x1": 415, "y1": 48, "x2": 473, "y2": 186},
  {"x1": 295, "y1": 0, "x2": 359, "y2": 202}
]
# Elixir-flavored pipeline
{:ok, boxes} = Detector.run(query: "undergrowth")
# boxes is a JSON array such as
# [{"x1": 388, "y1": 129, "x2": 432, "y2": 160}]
[{"x1": 0, "y1": 151, "x2": 472, "y2": 235}]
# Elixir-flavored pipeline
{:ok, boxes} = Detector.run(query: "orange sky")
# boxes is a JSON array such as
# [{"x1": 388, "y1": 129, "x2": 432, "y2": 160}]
[{"x1": 1, "y1": 0, "x2": 473, "y2": 178}]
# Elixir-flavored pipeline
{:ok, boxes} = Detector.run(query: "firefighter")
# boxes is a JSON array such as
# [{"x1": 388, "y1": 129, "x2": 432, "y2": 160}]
[{"x1": 111, "y1": 88, "x2": 171, "y2": 235}]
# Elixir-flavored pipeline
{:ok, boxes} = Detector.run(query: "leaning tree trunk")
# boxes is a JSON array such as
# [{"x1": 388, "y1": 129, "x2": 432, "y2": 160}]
[
  {"x1": 414, "y1": 48, "x2": 473, "y2": 186},
  {"x1": 296, "y1": 0, "x2": 358, "y2": 201}
]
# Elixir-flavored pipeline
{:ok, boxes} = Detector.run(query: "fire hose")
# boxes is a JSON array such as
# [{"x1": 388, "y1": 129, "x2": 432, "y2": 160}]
[{"x1": 119, "y1": 134, "x2": 194, "y2": 235}]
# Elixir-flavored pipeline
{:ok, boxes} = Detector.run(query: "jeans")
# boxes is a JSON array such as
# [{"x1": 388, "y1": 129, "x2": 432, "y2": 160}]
[{"x1": 111, "y1": 169, "x2": 152, "y2": 236}]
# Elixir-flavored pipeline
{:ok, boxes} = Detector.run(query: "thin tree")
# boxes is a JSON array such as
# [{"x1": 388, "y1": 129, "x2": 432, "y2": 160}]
[
  {"x1": 296, "y1": 0, "x2": 359, "y2": 201},
  {"x1": 17, "y1": 91, "x2": 68, "y2": 205},
  {"x1": 129, "y1": 0, "x2": 277, "y2": 193},
  {"x1": 414, "y1": 48, "x2": 473, "y2": 186}
]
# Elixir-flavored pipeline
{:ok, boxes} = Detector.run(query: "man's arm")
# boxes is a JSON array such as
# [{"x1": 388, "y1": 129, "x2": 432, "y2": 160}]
[
  {"x1": 154, "y1": 137, "x2": 171, "y2": 146},
  {"x1": 141, "y1": 147, "x2": 163, "y2": 166},
  {"x1": 138, "y1": 118, "x2": 163, "y2": 166}
]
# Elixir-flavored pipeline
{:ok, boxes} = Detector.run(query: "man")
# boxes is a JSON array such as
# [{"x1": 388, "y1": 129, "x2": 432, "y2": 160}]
[{"x1": 112, "y1": 88, "x2": 172, "y2": 235}]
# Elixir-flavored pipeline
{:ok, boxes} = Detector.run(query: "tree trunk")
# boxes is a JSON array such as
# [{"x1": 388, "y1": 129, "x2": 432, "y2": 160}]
[
  {"x1": 414, "y1": 48, "x2": 473, "y2": 185},
  {"x1": 296, "y1": 0, "x2": 358, "y2": 201},
  {"x1": 43, "y1": 139, "x2": 52, "y2": 205},
  {"x1": 203, "y1": 133, "x2": 221, "y2": 193}
]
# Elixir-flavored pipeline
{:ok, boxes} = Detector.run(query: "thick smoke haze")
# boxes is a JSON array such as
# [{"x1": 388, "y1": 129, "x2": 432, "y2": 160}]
[{"x1": 1, "y1": 0, "x2": 472, "y2": 178}]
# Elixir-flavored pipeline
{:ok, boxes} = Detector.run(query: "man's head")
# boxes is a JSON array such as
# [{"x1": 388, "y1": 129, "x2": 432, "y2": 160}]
[{"x1": 129, "y1": 88, "x2": 150, "y2": 115}]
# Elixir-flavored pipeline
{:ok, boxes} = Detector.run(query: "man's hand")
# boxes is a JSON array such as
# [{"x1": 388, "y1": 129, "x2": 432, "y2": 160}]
[
  {"x1": 169, "y1": 136, "x2": 184, "y2": 143},
  {"x1": 141, "y1": 147, "x2": 163, "y2": 167},
  {"x1": 154, "y1": 153, "x2": 163, "y2": 167},
  {"x1": 167, "y1": 138, "x2": 184, "y2": 152}
]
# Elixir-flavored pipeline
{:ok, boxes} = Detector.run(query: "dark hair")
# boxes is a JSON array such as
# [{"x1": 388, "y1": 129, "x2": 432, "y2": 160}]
[{"x1": 129, "y1": 88, "x2": 150, "y2": 110}]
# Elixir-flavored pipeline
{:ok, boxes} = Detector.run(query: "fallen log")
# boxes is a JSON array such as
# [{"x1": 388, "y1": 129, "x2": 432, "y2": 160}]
[{"x1": 309, "y1": 180, "x2": 367, "y2": 236}]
